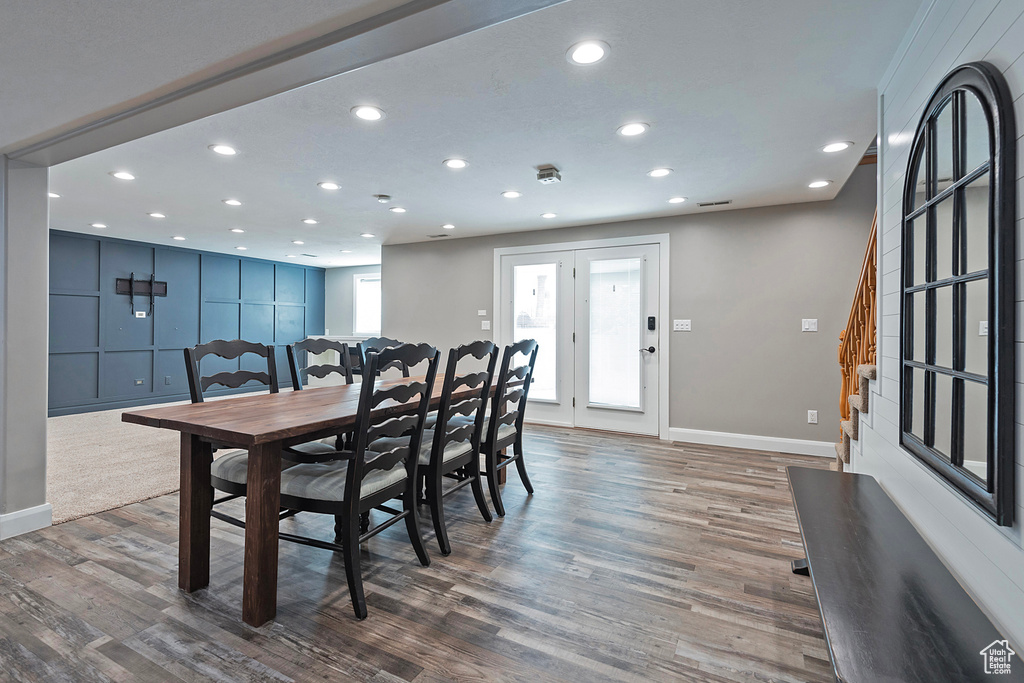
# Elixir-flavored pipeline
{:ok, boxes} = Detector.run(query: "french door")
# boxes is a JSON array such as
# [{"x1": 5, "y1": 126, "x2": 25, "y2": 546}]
[{"x1": 498, "y1": 242, "x2": 661, "y2": 436}]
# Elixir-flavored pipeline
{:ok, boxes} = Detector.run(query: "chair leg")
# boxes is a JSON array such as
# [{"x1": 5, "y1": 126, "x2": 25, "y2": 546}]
[
  {"x1": 340, "y1": 515, "x2": 367, "y2": 620},
  {"x1": 467, "y1": 456, "x2": 492, "y2": 523},
  {"x1": 513, "y1": 438, "x2": 534, "y2": 495},
  {"x1": 428, "y1": 469, "x2": 451, "y2": 556},
  {"x1": 484, "y1": 445, "x2": 506, "y2": 518},
  {"x1": 403, "y1": 485, "x2": 431, "y2": 567},
  {"x1": 359, "y1": 511, "x2": 370, "y2": 535}
]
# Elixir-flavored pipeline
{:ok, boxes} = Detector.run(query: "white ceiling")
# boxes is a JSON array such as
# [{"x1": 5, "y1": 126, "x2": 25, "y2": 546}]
[{"x1": 47, "y1": 0, "x2": 922, "y2": 268}]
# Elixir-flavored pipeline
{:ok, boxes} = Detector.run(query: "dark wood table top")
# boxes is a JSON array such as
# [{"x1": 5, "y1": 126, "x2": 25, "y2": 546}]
[
  {"x1": 787, "y1": 466, "x2": 1021, "y2": 683},
  {"x1": 122, "y1": 375, "x2": 445, "y2": 447}
]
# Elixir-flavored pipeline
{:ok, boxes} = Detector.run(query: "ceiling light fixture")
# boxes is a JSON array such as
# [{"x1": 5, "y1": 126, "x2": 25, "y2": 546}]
[
  {"x1": 617, "y1": 123, "x2": 649, "y2": 137},
  {"x1": 223, "y1": 199, "x2": 242, "y2": 206},
  {"x1": 389, "y1": 207, "x2": 406, "y2": 213},
  {"x1": 361, "y1": 233, "x2": 374, "y2": 238},
  {"x1": 148, "y1": 212, "x2": 166, "y2": 218},
  {"x1": 209, "y1": 144, "x2": 237, "y2": 156},
  {"x1": 822, "y1": 141, "x2": 852, "y2": 153},
  {"x1": 286, "y1": 254, "x2": 298, "y2": 258},
  {"x1": 110, "y1": 171, "x2": 135, "y2": 180},
  {"x1": 501, "y1": 190, "x2": 522, "y2": 199},
  {"x1": 230, "y1": 228, "x2": 245, "y2": 233},
  {"x1": 541, "y1": 212, "x2": 557, "y2": 219},
  {"x1": 442, "y1": 224, "x2": 455, "y2": 229},
  {"x1": 318, "y1": 181, "x2": 340, "y2": 190},
  {"x1": 352, "y1": 105, "x2": 385, "y2": 121},
  {"x1": 443, "y1": 159, "x2": 468, "y2": 169},
  {"x1": 647, "y1": 168, "x2": 672, "y2": 178},
  {"x1": 808, "y1": 180, "x2": 832, "y2": 188},
  {"x1": 567, "y1": 40, "x2": 609, "y2": 65},
  {"x1": 292, "y1": 240, "x2": 304, "y2": 245},
  {"x1": 341, "y1": 250, "x2": 352, "y2": 253},
  {"x1": 90, "y1": 223, "x2": 107, "y2": 229},
  {"x1": 172, "y1": 236, "x2": 186, "y2": 241},
  {"x1": 668, "y1": 197, "x2": 687, "y2": 204},
  {"x1": 48, "y1": 192, "x2": 60, "y2": 198},
  {"x1": 302, "y1": 218, "x2": 318, "y2": 225},
  {"x1": 235, "y1": 246, "x2": 247, "y2": 251}
]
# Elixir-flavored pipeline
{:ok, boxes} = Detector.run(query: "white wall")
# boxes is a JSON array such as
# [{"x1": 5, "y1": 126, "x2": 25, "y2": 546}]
[
  {"x1": 854, "y1": 0, "x2": 1024, "y2": 647},
  {"x1": 324, "y1": 264, "x2": 380, "y2": 337}
]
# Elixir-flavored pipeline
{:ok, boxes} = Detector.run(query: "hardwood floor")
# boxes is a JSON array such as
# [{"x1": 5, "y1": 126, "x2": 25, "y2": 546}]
[{"x1": 0, "y1": 426, "x2": 832, "y2": 682}]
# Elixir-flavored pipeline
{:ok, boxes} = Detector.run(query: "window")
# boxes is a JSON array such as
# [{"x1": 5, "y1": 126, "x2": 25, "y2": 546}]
[
  {"x1": 900, "y1": 62, "x2": 1016, "y2": 525},
  {"x1": 353, "y1": 273, "x2": 381, "y2": 336}
]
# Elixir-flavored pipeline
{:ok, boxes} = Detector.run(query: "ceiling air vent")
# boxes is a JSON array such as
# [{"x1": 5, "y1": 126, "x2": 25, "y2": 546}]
[
  {"x1": 301, "y1": 253, "x2": 318, "y2": 258},
  {"x1": 697, "y1": 200, "x2": 733, "y2": 207},
  {"x1": 427, "y1": 233, "x2": 451, "y2": 239}
]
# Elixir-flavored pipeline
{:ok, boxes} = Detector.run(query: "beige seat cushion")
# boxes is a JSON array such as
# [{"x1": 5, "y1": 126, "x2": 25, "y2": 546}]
[
  {"x1": 286, "y1": 438, "x2": 342, "y2": 459},
  {"x1": 371, "y1": 429, "x2": 474, "y2": 467},
  {"x1": 210, "y1": 450, "x2": 301, "y2": 486},
  {"x1": 279, "y1": 461, "x2": 406, "y2": 503}
]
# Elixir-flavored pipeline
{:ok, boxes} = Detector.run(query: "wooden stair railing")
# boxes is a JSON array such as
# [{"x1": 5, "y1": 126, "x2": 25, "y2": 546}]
[{"x1": 835, "y1": 211, "x2": 877, "y2": 469}]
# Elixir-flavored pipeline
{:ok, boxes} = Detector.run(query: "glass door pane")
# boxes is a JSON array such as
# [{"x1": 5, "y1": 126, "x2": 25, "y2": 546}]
[
  {"x1": 588, "y1": 257, "x2": 642, "y2": 408},
  {"x1": 513, "y1": 263, "x2": 557, "y2": 400}
]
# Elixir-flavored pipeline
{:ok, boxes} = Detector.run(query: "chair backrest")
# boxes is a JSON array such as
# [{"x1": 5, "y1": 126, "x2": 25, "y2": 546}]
[
  {"x1": 286, "y1": 338, "x2": 353, "y2": 389},
  {"x1": 485, "y1": 339, "x2": 539, "y2": 443},
  {"x1": 184, "y1": 339, "x2": 279, "y2": 403},
  {"x1": 358, "y1": 336, "x2": 410, "y2": 377},
  {"x1": 430, "y1": 341, "x2": 499, "y2": 468},
  {"x1": 347, "y1": 343, "x2": 440, "y2": 505}
]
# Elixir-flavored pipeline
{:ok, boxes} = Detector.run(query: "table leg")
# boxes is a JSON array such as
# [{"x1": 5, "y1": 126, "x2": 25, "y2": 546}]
[
  {"x1": 179, "y1": 433, "x2": 212, "y2": 592},
  {"x1": 242, "y1": 441, "x2": 282, "y2": 627}
]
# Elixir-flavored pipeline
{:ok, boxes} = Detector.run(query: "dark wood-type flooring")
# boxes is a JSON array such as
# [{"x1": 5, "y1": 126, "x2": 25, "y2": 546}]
[{"x1": 0, "y1": 426, "x2": 832, "y2": 682}]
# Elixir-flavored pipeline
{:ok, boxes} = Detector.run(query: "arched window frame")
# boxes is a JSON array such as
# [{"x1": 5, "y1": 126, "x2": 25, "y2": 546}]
[{"x1": 899, "y1": 61, "x2": 1016, "y2": 526}]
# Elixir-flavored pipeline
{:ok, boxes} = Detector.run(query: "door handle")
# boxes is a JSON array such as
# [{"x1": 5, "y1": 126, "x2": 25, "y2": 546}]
[{"x1": 639, "y1": 346, "x2": 655, "y2": 353}]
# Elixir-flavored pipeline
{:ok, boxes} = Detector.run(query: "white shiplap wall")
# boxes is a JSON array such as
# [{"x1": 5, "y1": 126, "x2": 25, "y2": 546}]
[{"x1": 853, "y1": 0, "x2": 1024, "y2": 648}]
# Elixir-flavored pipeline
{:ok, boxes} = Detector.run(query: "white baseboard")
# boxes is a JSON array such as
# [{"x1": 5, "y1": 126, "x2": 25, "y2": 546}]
[
  {"x1": 668, "y1": 427, "x2": 834, "y2": 458},
  {"x1": 0, "y1": 503, "x2": 52, "y2": 540}
]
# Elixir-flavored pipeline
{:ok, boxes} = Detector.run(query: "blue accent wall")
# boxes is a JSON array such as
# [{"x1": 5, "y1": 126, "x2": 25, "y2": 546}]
[{"x1": 48, "y1": 230, "x2": 326, "y2": 415}]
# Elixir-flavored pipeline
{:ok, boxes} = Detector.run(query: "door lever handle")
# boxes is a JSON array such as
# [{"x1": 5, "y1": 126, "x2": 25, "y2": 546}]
[{"x1": 639, "y1": 346, "x2": 655, "y2": 353}]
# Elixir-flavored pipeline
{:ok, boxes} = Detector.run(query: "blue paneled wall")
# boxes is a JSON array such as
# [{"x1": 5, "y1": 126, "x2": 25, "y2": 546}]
[{"x1": 48, "y1": 231, "x2": 326, "y2": 415}]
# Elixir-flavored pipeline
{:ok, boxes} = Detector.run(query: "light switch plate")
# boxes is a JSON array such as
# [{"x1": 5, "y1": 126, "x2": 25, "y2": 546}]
[
  {"x1": 478, "y1": 309, "x2": 487, "y2": 316},
  {"x1": 802, "y1": 318, "x2": 818, "y2": 332},
  {"x1": 135, "y1": 311, "x2": 146, "y2": 318},
  {"x1": 673, "y1": 319, "x2": 691, "y2": 331},
  {"x1": 807, "y1": 410, "x2": 818, "y2": 424},
  {"x1": 481, "y1": 320, "x2": 490, "y2": 330},
  {"x1": 979, "y1": 321, "x2": 989, "y2": 336}
]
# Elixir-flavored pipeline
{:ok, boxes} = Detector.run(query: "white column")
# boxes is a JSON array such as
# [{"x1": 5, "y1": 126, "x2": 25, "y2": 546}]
[{"x1": 0, "y1": 156, "x2": 51, "y2": 539}]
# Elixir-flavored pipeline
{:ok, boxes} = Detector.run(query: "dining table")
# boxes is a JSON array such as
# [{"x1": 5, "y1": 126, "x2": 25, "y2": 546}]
[{"x1": 122, "y1": 373, "x2": 503, "y2": 627}]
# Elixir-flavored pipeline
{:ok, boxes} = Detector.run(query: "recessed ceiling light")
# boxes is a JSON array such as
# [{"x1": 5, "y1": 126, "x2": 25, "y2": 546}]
[
  {"x1": 668, "y1": 197, "x2": 687, "y2": 204},
  {"x1": 501, "y1": 191, "x2": 523, "y2": 199},
  {"x1": 617, "y1": 123, "x2": 649, "y2": 137},
  {"x1": 341, "y1": 250, "x2": 352, "y2": 253},
  {"x1": 822, "y1": 142, "x2": 853, "y2": 153},
  {"x1": 209, "y1": 144, "x2": 237, "y2": 156},
  {"x1": 223, "y1": 199, "x2": 242, "y2": 206},
  {"x1": 808, "y1": 180, "x2": 832, "y2": 188},
  {"x1": 110, "y1": 171, "x2": 135, "y2": 180},
  {"x1": 302, "y1": 218, "x2": 318, "y2": 225},
  {"x1": 389, "y1": 207, "x2": 406, "y2": 213},
  {"x1": 442, "y1": 224, "x2": 455, "y2": 229},
  {"x1": 361, "y1": 233, "x2": 374, "y2": 238},
  {"x1": 318, "y1": 181, "x2": 340, "y2": 190},
  {"x1": 230, "y1": 228, "x2": 245, "y2": 233},
  {"x1": 48, "y1": 192, "x2": 60, "y2": 198},
  {"x1": 567, "y1": 40, "x2": 609, "y2": 65},
  {"x1": 443, "y1": 159, "x2": 468, "y2": 169},
  {"x1": 90, "y1": 223, "x2": 107, "y2": 229},
  {"x1": 172, "y1": 236, "x2": 186, "y2": 241},
  {"x1": 541, "y1": 212, "x2": 557, "y2": 219},
  {"x1": 352, "y1": 105, "x2": 385, "y2": 121},
  {"x1": 148, "y1": 212, "x2": 166, "y2": 218},
  {"x1": 292, "y1": 240, "x2": 304, "y2": 245},
  {"x1": 235, "y1": 246, "x2": 247, "y2": 251},
  {"x1": 647, "y1": 168, "x2": 673, "y2": 178},
  {"x1": 286, "y1": 254, "x2": 298, "y2": 258}
]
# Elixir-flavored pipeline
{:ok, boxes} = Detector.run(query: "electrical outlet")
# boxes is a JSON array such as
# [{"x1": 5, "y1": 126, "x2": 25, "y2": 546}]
[
  {"x1": 164, "y1": 376, "x2": 172, "y2": 385},
  {"x1": 673, "y1": 319, "x2": 691, "y2": 331},
  {"x1": 134, "y1": 378, "x2": 145, "y2": 386},
  {"x1": 807, "y1": 410, "x2": 818, "y2": 424},
  {"x1": 481, "y1": 320, "x2": 490, "y2": 330},
  {"x1": 802, "y1": 318, "x2": 818, "y2": 332},
  {"x1": 135, "y1": 311, "x2": 146, "y2": 319},
  {"x1": 478, "y1": 309, "x2": 487, "y2": 316},
  {"x1": 979, "y1": 321, "x2": 989, "y2": 336}
]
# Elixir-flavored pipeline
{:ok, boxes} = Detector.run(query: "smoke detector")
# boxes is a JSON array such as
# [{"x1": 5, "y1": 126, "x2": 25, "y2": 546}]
[
  {"x1": 536, "y1": 165, "x2": 561, "y2": 184},
  {"x1": 374, "y1": 194, "x2": 392, "y2": 203}
]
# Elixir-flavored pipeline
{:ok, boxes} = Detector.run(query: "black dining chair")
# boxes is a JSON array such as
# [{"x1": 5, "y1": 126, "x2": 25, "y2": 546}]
[
  {"x1": 480, "y1": 339, "x2": 539, "y2": 517},
  {"x1": 277, "y1": 343, "x2": 440, "y2": 619},
  {"x1": 286, "y1": 338, "x2": 354, "y2": 388},
  {"x1": 358, "y1": 336, "x2": 409, "y2": 377}
]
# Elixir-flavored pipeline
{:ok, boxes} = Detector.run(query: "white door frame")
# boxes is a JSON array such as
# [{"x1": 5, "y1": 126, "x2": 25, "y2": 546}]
[{"x1": 493, "y1": 233, "x2": 671, "y2": 441}]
